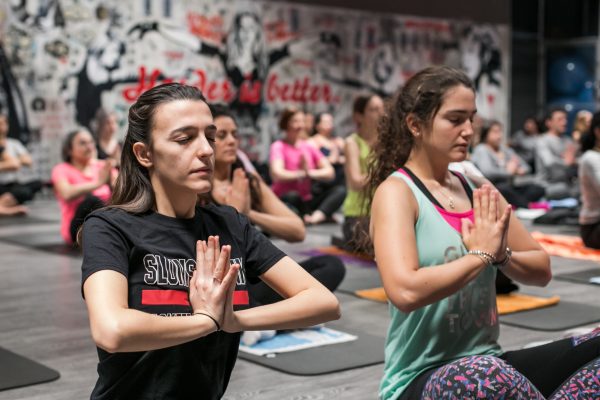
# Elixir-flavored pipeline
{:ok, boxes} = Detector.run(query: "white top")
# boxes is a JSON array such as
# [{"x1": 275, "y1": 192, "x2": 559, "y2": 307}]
[
  {"x1": 0, "y1": 138, "x2": 30, "y2": 184},
  {"x1": 535, "y1": 133, "x2": 573, "y2": 183},
  {"x1": 579, "y1": 150, "x2": 600, "y2": 225}
]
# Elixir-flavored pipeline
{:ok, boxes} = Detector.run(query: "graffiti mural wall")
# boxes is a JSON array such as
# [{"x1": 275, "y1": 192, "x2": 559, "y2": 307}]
[{"x1": 0, "y1": 0, "x2": 509, "y2": 175}]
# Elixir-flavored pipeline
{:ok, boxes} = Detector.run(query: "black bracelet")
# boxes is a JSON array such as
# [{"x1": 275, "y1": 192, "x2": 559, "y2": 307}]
[
  {"x1": 494, "y1": 247, "x2": 512, "y2": 269},
  {"x1": 194, "y1": 312, "x2": 221, "y2": 332}
]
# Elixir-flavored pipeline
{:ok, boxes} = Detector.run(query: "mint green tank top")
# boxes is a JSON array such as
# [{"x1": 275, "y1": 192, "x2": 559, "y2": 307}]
[
  {"x1": 343, "y1": 133, "x2": 371, "y2": 217},
  {"x1": 379, "y1": 171, "x2": 501, "y2": 400}
]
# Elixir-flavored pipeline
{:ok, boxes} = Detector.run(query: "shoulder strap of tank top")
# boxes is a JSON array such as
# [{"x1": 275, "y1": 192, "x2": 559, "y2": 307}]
[
  {"x1": 402, "y1": 167, "x2": 474, "y2": 209},
  {"x1": 449, "y1": 170, "x2": 474, "y2": 206},
  {"x1": 401, "y1": 167, "x2": 444, "y2": 209}
]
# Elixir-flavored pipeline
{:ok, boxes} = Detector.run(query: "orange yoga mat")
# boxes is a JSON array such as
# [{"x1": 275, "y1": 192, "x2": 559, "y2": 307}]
[
  {"x1": 496, "y1": 293, "x2": 560, "y2": 315},
  {"x1": 355, "y1": 287, "x2": 560, "y2": 315},
  {"x1": 531, "y1": 231, "x2": 600, "y2": 262},
  {"x1": 355, "y1": 287, "x2": 388, "y2": 303}
]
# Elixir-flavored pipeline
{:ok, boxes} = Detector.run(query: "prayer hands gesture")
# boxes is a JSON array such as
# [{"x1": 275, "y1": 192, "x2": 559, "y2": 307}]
[
  {"x1": 97, "y1": 160, "x2": 113, "y2": 187},
  {"x1": 189, "y1": 236, "x2": 240, "y2": 331},
  {"x1": 224, "y1": 168, "x2": 251, "y2": 215},
  {"x1": 461, "y1": 185, "x2": 511, "y2": 261}
]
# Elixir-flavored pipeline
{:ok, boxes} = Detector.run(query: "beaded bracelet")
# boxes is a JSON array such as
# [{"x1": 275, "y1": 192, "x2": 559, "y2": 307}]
[
  {"x1": 467, "y1": 249, "x2": 496, "y2": 267},
  {"x1": 194, "y1": 312, "x2": 221, "y2": 332}
]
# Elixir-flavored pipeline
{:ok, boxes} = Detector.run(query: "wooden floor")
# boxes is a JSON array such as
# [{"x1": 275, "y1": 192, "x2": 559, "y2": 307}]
[{"x1": 0, "y1": 198, "x2": 599, "y2": 399}]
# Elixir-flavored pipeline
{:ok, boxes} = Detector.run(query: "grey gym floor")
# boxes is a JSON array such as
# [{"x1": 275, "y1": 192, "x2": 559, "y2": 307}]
[{"x1": 0, "y1": 197, "x2": 598, "y2": 400}]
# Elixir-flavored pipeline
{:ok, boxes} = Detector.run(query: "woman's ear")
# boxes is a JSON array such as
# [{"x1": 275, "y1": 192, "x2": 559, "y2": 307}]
[
  {"x1": 406, "y1": 113, "x2": 421, "y2": 138},
  {"x1": 132, "y1": 142, "x2": 152, "y2": 168}
]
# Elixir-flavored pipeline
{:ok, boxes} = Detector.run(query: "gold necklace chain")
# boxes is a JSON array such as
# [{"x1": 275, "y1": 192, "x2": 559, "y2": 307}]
[{"x1": 434, "y1": 178, "x2": 456, "y2": 209}]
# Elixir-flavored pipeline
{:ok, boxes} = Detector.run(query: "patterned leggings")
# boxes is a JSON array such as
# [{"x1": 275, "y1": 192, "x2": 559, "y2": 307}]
[{"x1": 418, "y1": 328, "x2": 600, "y2": 399}]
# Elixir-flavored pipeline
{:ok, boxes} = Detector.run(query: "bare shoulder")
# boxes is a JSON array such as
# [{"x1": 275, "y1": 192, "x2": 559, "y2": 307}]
[{"x1": 373, "y1": 174, "x2": 418, "y2": 216}]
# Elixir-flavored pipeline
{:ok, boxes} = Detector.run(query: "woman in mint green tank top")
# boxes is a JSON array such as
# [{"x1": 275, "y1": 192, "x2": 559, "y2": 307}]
[{"x1": 359, "y1": 66, "x2": 600, "y2": 399}]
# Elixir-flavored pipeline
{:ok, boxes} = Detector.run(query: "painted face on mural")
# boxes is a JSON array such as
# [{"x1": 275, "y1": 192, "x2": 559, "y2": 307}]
[
  {"x1": 214, "y1": 115, "x2": 239, "y2": 166},
  {"x1": 98, "y1": 41, "x2": 123, "y2": 71},
  {"x1": 422, "y1": 85, "x2": 476, "y2": 162},
  {"x1": 238, "y1": 14, "x2": 260, "y2": 49},
  {"x1": 144, "y1": 100, "x2": 216, "y2": 195},
  {"x1": 6, "y1": 2, "x2": 507, "y2": 167}
]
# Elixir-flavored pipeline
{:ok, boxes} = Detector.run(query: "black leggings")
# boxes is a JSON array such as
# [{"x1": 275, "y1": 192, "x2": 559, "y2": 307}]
[
  {"x1": 581, "y1": 222, "x2": 600, "y2": 249},
  {"x1": 400, "y1": 329, "x2": 600, "y2": 399},
  {"x1": 0, "y1": 180, "x2": 42, "y2": 204},
  {"x1": 69, "y1": 194, "x2": 106, "y2": 244},
  {"x1": 248, "y1": 255, "x2": 345, "y2": 306},
  {"x1": 281, "y1": 184, "x2": 346, "y2": 218},
  {"x1": 495, "y1": 181, "x2": 545, "y2": 209}
]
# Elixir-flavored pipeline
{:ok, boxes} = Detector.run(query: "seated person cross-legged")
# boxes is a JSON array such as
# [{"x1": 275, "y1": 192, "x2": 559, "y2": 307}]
[
  {"x1": 51, "y1": 128, "x2": 117, "y2": 245},
  {"x1": 0, "y1": 112, "x2": 41, "y2": 215},
  {"x1": 364, "y1": 66, "x2": 600, "y2": 400},
  {"x1": 471, "y1": 120, "x2": 545, "y2": 209},
  {"x1": 210, "y1": 106, "x2": 345, "y2": 333},
  {"x1": 269, "y1": 108, "x2": 345, "y2": 225},
  {"x1": 578, "y1": 112, "x2": 600, "y2": 249}
]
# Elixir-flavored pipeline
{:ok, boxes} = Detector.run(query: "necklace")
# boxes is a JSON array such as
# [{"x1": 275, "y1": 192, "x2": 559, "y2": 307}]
[{"x1": 435, "y1": 178, "x2": 456, "y2": 209}]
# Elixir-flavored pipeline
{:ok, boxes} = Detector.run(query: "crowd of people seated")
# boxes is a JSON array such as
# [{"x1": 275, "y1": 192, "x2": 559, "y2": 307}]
[
  {"x1": 0, "y1": 99, "x2": 596, "y2": 252},
  {"x1": 3, "y1": 70, "x2": 600, "y2": 398}
]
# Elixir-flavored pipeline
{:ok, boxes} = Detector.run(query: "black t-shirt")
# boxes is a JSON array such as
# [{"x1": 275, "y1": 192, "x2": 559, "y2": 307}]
[{"x1": 81, "y1": 204, "x2": 286, "y2": 400}]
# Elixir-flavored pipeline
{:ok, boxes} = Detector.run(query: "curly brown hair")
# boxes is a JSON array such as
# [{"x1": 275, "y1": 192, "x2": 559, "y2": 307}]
[{"x1": 355, "y1": 66, "x2": 475, "y2": 255}]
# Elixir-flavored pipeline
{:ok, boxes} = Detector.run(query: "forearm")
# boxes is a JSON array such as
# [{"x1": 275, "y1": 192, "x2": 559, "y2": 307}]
[
  {"x1": 347, "y1": 173, "x2": 367, "y2": 191},
  {"x1": 482, "y1": 170, "x2": 511, "y2": 182},
  {"x1": 247, "y1": 209, "x2": 304, "y2": 242},
  {"x1": 235, "y1": 288, "x2": 340, "y2": 331},
  {"x1": 308, "y1": 166, "x2": 334, "y2": 181},
  {"x1": 19, "y1": 154, "x2": 33, "y2": 167},
  {"x1": 271, "y1": 167, "x2": 306, "y2": 182},
  {"x1": 499, "y1": 249, "x2": 551, "y2": 286},
  {"x1": 93, "y1": 308, "x2": 218, "y2": 353},
  {"x1": 0, "y1": 158, "x2": 20, "y2": 171},
  {"x1": 387, "y1": 255, "x2": 487, "y2": 313},
  {"x1": 59, "y1": 181, "x2": 101, "y2": 201}
]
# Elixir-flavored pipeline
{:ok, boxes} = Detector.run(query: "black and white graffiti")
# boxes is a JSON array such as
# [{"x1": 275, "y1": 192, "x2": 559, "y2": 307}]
[{"x1": 0, "y1": 0, "x2": 509, "y2": 165}]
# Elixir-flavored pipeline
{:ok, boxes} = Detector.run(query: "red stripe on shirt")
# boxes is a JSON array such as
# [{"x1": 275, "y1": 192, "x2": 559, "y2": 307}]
[
  {"x1": 141, "y1": 289, "x2": 190, "y2": 306},
  {"x1": 141, "y1": 289, "x2": 249, "y2": 306},
  {"x1": 233, "y1": 290, "x2": 249, "y2": 305}
]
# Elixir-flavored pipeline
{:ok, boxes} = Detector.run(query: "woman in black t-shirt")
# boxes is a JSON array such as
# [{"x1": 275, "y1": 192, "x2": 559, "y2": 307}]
[{"x1": 80, "y1": 83, "x2": 341, "y2": 400}]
